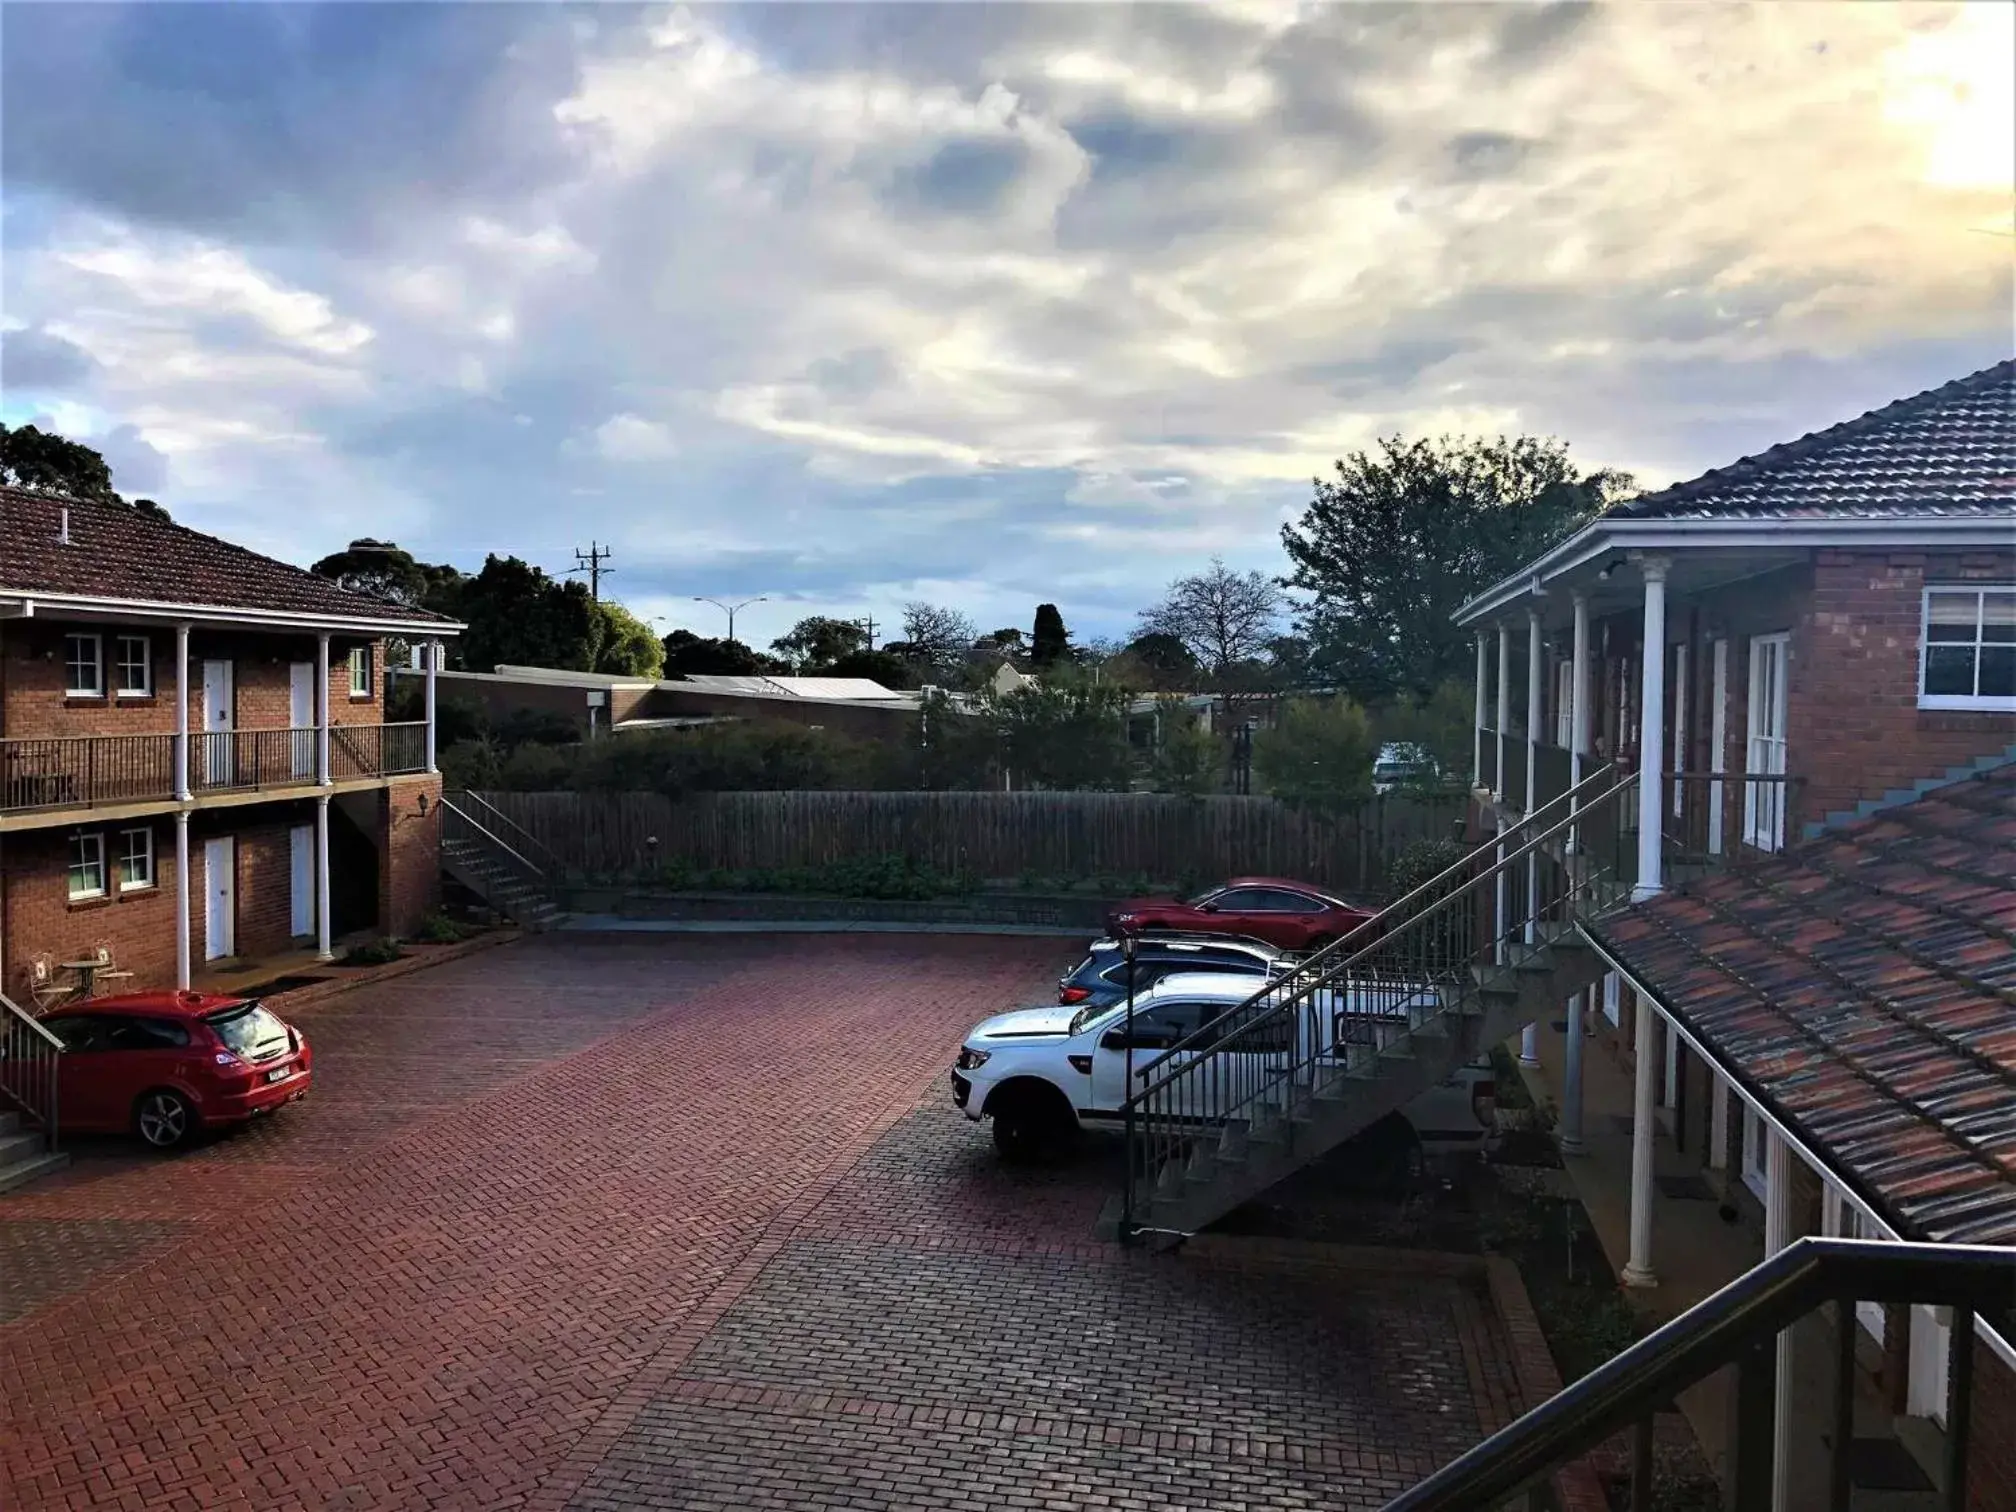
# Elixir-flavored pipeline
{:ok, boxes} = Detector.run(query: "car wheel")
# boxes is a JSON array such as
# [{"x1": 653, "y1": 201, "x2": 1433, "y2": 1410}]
[
  {"x1": 991, "y1": 1086, "x2": 1077, "y2": 1165},
  {"x1": 134, "y1": 1089, "x2": 196, "y2": 1150}
]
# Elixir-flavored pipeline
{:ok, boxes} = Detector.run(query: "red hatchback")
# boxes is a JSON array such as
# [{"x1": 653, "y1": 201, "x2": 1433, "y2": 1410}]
[
  {"x1": 39, "y1": 991, "x2": 312, "y2": 1149},
  {"x1": 1107, "y1": 876, "x2": 1379, "y2": 953}
]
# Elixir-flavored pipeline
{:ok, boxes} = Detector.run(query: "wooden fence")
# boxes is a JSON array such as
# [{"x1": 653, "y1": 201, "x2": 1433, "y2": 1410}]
[{"x1": 471, "y1": 789, "x2": 1468, "y2": 897}]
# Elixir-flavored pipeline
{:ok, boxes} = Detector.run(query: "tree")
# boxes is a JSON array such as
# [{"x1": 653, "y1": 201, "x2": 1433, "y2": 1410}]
[
  {"x1": 986, "y1": 680, "x2": 1134, "y2": 790},
  {"x1": 1282, "y1": 435, "x2": 1630, "y2": 705},
  {"x1": 1122, "y1": 631, "x2": 1199, "y2": 687},
  {"x1": 1371, "y1": 678, "x2": 1475, "y2": 788},
  {"x1": 900, "y1": 602, "x2": 979, "y2": 670},
  {"x1": 770, "y1": 615, "x2": 868, "y2": 672},
  {"x1": 1151, "y1": 699, "x2": 1226, "y2": 797},
  {"x1": 824, "y1": 648, "x2": 915, "y2": 689},
  {"x1": 661, "y1": 630, "x2": 776, "y2": 677},
  {"x1": 1136, "y1": 558, "x2": 1287, "y2": 684},
  {"x1": 310, "y1": 539, "x2": 432, "y2": 606},
  {"x1": 1252, "y1": 697, "x2": 1379, "y2": 815},
  {"x1": 1031, "y1": 603, "x2": 1070, "y2": 668},
  {"x1": 591, "y1": 600, "x2": 665, "y2": 679},
  {"x1": 457, "y1": 555, "x2": 600, "y2": 672},
  {"x1": 0, "y1": 422, "x2": 167, "y2": 514}
]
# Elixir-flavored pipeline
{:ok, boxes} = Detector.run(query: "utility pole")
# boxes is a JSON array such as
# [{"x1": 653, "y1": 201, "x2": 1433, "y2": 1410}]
[
  {"x1": 858, "y1": 614, "x2": 878, "y2": 650},
  {"x1": 571, "y1": 542, "x2": 614, "y2": 601}
]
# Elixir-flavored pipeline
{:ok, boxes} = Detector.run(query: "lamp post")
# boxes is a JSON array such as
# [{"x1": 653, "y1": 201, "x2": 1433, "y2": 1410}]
[{"x1": 693, "y1": 595, "x2": 767, "y2": 644}]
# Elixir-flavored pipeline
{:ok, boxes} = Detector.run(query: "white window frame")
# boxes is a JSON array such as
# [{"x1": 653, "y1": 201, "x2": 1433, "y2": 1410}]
[
  {"x1": 64, "y1": 632, "x2": 104, "y2": 698},
  {"x1": 114, "y1": 633, "x2": 153, "y2": 697},
  {"x1": 1601, "y1": 970, "x2": 1621, "y2": 1027},
  {"x1": 1671, "y1": 643, "x2": 1688, "y2": 818},
  {"x1": 1742, "y1": 1101, "x2": 1769, "y2": 1200},
  {"x1": 1553, "y1": 659, "x2": 1574, "y2": 748},
  {"x1": 116, "y1": 826, "x2": 156, "y2": 892},
  {"x1": 1919, "y1": 585, "x2": 2016, "y2": 712},
  {"x1": 347, "y1": 644, "x2": 374, "y2": 701},
  {"x1": 68, "y1": 832, "x2": 107, "y2": 901},
  {"x1": 1744, "y1": 634, "x2": 1790, "y2": 853}
]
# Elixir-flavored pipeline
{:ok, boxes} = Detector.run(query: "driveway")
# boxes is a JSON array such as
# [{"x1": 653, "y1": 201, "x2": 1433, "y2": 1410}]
[{"x1": 1, "y1": 934, "x2": 1520, "y2": 1511}]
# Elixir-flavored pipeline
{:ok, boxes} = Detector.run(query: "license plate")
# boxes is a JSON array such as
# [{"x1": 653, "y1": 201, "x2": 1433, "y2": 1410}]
[{"x1": 265, "y1": 1067, "x2": 291, "y2": 1084}]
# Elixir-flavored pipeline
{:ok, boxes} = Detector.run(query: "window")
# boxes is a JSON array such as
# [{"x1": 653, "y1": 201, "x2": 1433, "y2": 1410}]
[
  {"x1": 107, "y1": 1017, "x2": 190, "y2": 1050},
  {"x1": 1104, "y1": 1000, "x2": 1211, "y2": 1050},
  {"x1": 1601, "y1": 971, "x2": 1621, "y2": 1027},
  {"x1": 68, "y1": 832, "x2": 107, "y2": 900},
  {"x1": 347, "y1": 644, "x2": 373, "y2": 700},
  {"x1": 114, "y1": 634, "x2": 152, "y2": 696},
  {"x1": 1671, "y1": 644, "x2": 1688, "y2": 818},
  {"x1": 1921, "y1": 587, "x2": 2016, "y2": 711},
  {"x1": 1245, "y1": 889, "x2": 1326, "y2": 914},
  {"x1": 64, "y1": 632, "x2": 103, "y2": 697},
  {"x1": 41, "y1": 1015, "x2": 111, "y2": 1052},
  {"x1": 1554, "y1": 659, "x2": 1575, "y2": 748},
  {"x1": 116, "y1": 827, "x2": 156, "y2": 891},
  {"x1": 1745, "y1": 634, "x2": 1789, "y2": 852},
  {"x1": 1742, "y1": 1101, "x2": 1769, "y2": 1200}
]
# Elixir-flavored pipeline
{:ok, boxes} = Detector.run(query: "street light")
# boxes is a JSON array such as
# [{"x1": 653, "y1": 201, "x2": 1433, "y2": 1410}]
[{"x1": 693, "y1": 595, "x2": 767, "y2": 643}]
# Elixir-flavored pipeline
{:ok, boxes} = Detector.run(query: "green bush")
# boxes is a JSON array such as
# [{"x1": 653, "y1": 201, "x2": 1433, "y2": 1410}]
[
  {"x1": 1253, "y1": 696, "x2": 1378, "y2": 814},
  {"x1": 339, "y1": 937, "x2": 405, "y2": 967},
  {"x1": 414, "y1": 913, "x2": 468, "y2": 944}
]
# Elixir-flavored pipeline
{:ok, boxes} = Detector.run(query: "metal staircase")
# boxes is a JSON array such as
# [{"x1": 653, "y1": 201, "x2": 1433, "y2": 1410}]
[
  {"x1": 1, "y1": 990, "x2": 68, "y2": 1193},
  {"x1": 440, "y1": 793, "x2": 567, "y2": 930},
  {"x1": 1116, "y1": 765, "x2": 1640, "y2": 1246}
]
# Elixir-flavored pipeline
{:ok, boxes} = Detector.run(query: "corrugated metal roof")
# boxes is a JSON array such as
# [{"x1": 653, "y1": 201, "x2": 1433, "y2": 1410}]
[
  {"x1": 1593, "y1": 763, "x2": 2016, "y2": 1245},
  {"x1": 674, "y1": 674, "x2": 788, "y2": 695},
  {"x1": 766, "y1": 676, "x2": 903, "y2": 700},
  {"x1": 1609, "y1": 358, "x2": 2015, "y2": 522}
]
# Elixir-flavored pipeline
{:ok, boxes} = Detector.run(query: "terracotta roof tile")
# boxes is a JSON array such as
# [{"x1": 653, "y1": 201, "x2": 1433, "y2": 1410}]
[
  {"x1": 1591, "y1": 763, "x2": 2016, "y2": 1246},
  {"x1": 0, "y1": 487, "x2": 455, "y2": 628}
]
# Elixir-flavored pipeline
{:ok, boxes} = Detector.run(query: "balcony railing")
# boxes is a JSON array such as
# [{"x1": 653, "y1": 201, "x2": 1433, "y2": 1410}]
[
  {"x1": 0, "y1": 723, "x2": 431, "y2": 813},
  {"x1": 1663, "y1": 770, "x2": 1804, "y2": 867}
]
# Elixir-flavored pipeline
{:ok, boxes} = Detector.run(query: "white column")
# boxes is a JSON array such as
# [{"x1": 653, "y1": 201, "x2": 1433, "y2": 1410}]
[
  {"x1": 174, "y1": 812, "x2": 192, "y2": 990},
  {"x1": 1567, "y1": 591, "x2": 1591, "y2": 856},
  {"x1": 316, "y1": 633, "x2": 332, "y2": 786},
  {"x1": 173, "y1": 624, "x2": 192, "y2": 801},
  {"x1": 1621, "y1": 993, "x2": 1660, "y2": 1287},
  {"x1": 1765, "y1": 1127, "x2": 1795, "y2": 1512},
  {"x1": 1633, "y1": 557, "x2": 1670, "y2": 901},
  {"x1": 1495, "y1": 624, "x2": 1511, "y2": 800},
  {"x1": 1524, "y1": 606, "x2": 1543, "y2": 936},
  {"x1": 1472, "y1": 630, "x2": 1488, "y2": 789},
  {"x1": 1709, "y1": 1074, "x2": 1731, "y2": 1171},
  {"x1": 315, "y1": 794, "x2": 333, "y2": 960},
  {"x1": 424, "y1": 640, "x2": 439, "y2": 774},
  {"x1": 1560, "y1": 987, "x2": 1587, "y2": 1156}
]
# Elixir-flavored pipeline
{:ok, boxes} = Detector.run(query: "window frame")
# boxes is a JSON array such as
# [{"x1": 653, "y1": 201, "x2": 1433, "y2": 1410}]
[
  {"x1": 1919, "y1": 585, "x2": 2016, "y2": 712},
  {"x1": 68, "y1": 831, "x2": 108, "y2": 901},
  {"x1": 116, "y1": 826, "x2": 157, "y2": 892},
  {"x1": 64, "y1": 632, "x2": 105, "y2": 698},
  {"x1": 113, "y1": 632, "x2": 153, "y2": 697},
  {"x1": 347, "y1": 644, "x2": 374, "y2": 701},
  {"x1": 1744, "y1": 633, "x2": 1790, "y2": 853}
]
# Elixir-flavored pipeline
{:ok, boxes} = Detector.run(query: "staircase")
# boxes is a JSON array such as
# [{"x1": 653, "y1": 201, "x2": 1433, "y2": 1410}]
[
  {"x1": 0, "y1": 1109, "x2": 67, "y2": 1194},
  {"x1": 1116, "y1": 765, "x2": 1640, "y2": 1246},
  {"x1": 1, "y1": 992, "x2": 67, "y2": 1193},
  {"x1": 440, "y1": 794, "x2": 566, "y2": 930}
]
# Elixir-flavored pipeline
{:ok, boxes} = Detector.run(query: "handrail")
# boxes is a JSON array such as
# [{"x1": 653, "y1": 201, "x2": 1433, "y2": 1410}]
[
  {"x1": 440, "y1": 797, "x2": 547, "y2": 881},
  {"x1": 1383, "y1": 1236, "x2": 2016, "y2": 1512},
  {"x1": 1, "y1": 988, "x2": 63, "y2": 1157},
  {"x1": 1130, "y1": 766, "x2": 1632, "y2": 1097},
  {"x1": 456, "y1": 791, "x2": 564, "y2": 873},
  {"x1": 2, "y1": 990, "x2": 61, "y2": 1048}
]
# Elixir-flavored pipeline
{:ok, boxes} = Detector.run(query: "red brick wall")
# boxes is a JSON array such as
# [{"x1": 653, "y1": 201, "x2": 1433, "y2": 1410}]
[
  {"x1": 380, "y1": 775, "x2": 442, "y2": 937},
  {"x1": 1975, "y1": 1345, "x2": 2016, "y2": 1512}
]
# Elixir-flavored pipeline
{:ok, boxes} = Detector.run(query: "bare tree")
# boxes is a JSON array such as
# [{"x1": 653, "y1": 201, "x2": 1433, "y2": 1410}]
[
  {"x1": 1135, "y1": 557, "x2": 1287, "y2": 679},
  {"x1": 901, "y1": 601, "x2": 979, "y2": 669}
]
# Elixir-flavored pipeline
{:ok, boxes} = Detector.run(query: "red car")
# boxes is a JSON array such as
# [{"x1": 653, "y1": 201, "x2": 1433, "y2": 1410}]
[
  {"x1": 37, "y1": 991, "x2": 312, "y2": 1149},
  {"x1": 1107, "y1": 876, "x2": 1379, "y2": 953}
]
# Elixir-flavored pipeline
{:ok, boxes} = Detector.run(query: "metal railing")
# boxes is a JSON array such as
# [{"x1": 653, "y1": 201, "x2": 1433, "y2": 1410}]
[
  {"x1": 1, "y1": 990, "x2": 62, "y2": 1156},
  {"x1": 1663, "y1": 770, "x2": 1804, "y2": 866},
  {"x1": 1385, "y1": 1237, "x2": 2016, "y2": 1512},
  {"x1": 191, "y1": 727, "x2": 319, "y2": 791},
  {"x1": 330, "y1": 721, "x2": 430, "y2": 780},
  {"x1": 452, "y1": 790, "x2": 567, "y2": 877},
  {"x1": 1500, "y1": 731, "x2": 1528, "y2": 810},
  {"x1": 0, "y1": 734, "x2": 175, "y2": 811},
  {"x1": 441, "y1": 796, "x2": 556, "y2": 919},
  {"x1": 1119, "y1": 764, "x2": 1638, "y2": 1240}
]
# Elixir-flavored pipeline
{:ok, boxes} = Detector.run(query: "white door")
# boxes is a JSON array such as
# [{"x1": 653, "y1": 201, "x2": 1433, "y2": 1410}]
[
  {"x1": 1907, "y1": 1306, "x2": 1952, "y2": 1424},
  {"x1": 1554, "y1": 660, "x2": 1574, "y2": 748},
  {"x1": 289, "y1": 662, "x2": 315, "y2": 777},
  {"x1": 204, "y1": 836, "x2": 236, "y2": 960},
  {"x1": 202, "y1": 660, "x2": 234, "y2": 786},
  {"x1": 289, "y1": 824, "x2": 314, "y2": 938},
  {"x1": 1089, "y1": 999, "x2": 1208, "y2": 1119},
  {"x1": 1745, "y1": 635, "x2": 1789, "y2": 851},
  {"x1": 1708, "y1": 640, "x2": 1729, "y2": 855}
]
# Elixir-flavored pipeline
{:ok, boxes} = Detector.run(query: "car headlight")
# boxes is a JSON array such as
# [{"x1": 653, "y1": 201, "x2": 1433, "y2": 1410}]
[{"x1": 956, "y1": 1047, "x2": 991, "y2": 1071}]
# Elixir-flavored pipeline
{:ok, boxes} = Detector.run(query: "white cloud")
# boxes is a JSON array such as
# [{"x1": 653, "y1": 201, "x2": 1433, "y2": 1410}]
[{"x1": 591, "y1": 411, "x2": 680, "y2": 462}]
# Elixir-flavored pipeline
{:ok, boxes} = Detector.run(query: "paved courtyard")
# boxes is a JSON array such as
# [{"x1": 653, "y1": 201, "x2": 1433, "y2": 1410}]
[{"x1": 1, "y1": 934, "x2": 1522, "y2": 1511}]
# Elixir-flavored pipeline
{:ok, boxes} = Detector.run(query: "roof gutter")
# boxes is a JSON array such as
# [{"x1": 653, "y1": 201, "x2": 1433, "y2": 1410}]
[
  {"x1": 0, "y1": 589, "x2": 462, "y2": 637},
  {"x1": 1453, "y1": 514, "x2": 2015, "y2": 626}
]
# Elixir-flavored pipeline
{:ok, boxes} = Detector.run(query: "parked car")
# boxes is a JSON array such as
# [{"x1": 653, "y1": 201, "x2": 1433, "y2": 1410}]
[
  {"x1": 37, "y1": 991, "x2": 312, "y2": 1149},
  {"x1": 1373, "y1": 741, "x2": 1439, "y2": 794},
  {"x1": 951, "y1": 970, "x2": 1495, "y2": 1178},
  {"x1": 1057, "y1": 933, "x2": 1295, "y2": 1010},
  {"x1": 1107, "y1": 877, "x2": 1378, "y2": 952}
]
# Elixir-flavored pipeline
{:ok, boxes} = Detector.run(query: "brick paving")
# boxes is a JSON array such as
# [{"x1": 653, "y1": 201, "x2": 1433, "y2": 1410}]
[{"x1": 1, "y1": 933, "x2": 1520, "y2": 1511}]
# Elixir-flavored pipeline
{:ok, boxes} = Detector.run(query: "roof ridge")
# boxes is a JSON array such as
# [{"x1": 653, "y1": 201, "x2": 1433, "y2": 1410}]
[{"x1": 1613, "y1": 357, "x2": 2016, "y2": 518}]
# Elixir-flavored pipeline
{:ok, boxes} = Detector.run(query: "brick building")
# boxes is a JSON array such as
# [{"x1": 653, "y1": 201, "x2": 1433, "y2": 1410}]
[
  {"x1": 0, "y1": 487, "x2": 457, "y2": 1002},
  {"x1": 1459, "y1": 359, "x2": 2015, "y2": 1507}
]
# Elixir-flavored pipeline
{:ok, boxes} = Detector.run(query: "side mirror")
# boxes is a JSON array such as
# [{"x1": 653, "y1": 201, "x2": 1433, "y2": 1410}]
[{"x1": 1196, "y1": 901, "x2": 1219, "y2": 914}]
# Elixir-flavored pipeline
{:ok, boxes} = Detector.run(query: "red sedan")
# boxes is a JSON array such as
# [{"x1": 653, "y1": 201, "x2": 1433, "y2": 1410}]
[
  {"x1": 38, "y1": 991, "x2": 312, "y2": 1149},
  {"x1": 1107, "y1": 876, "x2": 1379, "y2": 953}
]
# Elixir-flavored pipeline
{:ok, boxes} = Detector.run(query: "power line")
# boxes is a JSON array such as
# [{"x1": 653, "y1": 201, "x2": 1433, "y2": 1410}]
[
  {"x1": 858, "y1": 614, "x2": 878, "y2": 649},
  {"x1": 570, "y1": 542, "x2": 614, "y2": 601}
]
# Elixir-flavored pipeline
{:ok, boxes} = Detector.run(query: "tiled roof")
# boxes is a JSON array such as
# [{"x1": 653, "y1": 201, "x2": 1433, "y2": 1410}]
[
  {"x1": 1608, "y1": 359, "x2": 2016, "y2": 521},
  {"x1": 0, "y1": 487, "x2": 455, "y2": 627},
  {"x1": 1591, "y1": 764, "x2": 2016, "y2": 1245}
]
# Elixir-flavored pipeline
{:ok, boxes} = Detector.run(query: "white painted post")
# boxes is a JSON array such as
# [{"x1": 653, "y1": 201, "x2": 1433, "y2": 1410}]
[
  {"x1": 424, "y1": 641, "x2": 439, "y2": 774},
  {"x1": 174, "y1": 811, "x2": 192, "y2": 990},
  {"x1": 1709, "y1": 638, "x2": 1729, "y2": 856},
  {"x1": 1473, "y1": 630, "x2": 1488, "y2": 789},
  {"x1": 1494, "y1": 625, "x2": 1511, "y2": 965},
  {"x1": 1709, "y1": 1074, "x2": 1731, "y2": 1171},
  {"x1": 1621, "y1": 993, "x2": 1660, "y2": 1287},
  {"x1": 1568, "y1": 592, "x2": 1591, "y2": 854},
  {"x1": 1560, "y1": 987, "x2": 1587, "y2": 1156},
  {"x1": 317, "y1": 634, "x2": 333, "y2": 787},
  {"x1": 173, "y1": 624, "x2": 192, "y2": 801},
  {"x1": 1766, "y1": 1126, "x2": 1795, "y2": 1512},
  {"x1": 1633, "y1": 557, "x2": 1670, "y2": 900},
  {"x1": 1518, "y1": 610, "x2": 1544, "y2": 1064},
  {"x1": 315, "y1": 794, "x2": 333, "y2": 961}
]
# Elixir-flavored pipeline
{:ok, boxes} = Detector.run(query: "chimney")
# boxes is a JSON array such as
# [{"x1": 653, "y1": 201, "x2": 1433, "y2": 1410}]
[{"x1": 58, "y1": 506, "x2": 70, "y2": 545}]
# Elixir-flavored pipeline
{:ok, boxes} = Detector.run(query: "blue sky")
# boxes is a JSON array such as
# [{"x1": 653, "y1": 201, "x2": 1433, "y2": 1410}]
[{"x1": 4, "y1": 2, "x2": 2010, "y2": 651}]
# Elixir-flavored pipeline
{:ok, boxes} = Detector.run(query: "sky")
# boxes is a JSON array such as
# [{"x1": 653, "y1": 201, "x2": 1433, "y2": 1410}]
[{"x1": 3, "y1": 2, "x2": 2011, "y2": 653}]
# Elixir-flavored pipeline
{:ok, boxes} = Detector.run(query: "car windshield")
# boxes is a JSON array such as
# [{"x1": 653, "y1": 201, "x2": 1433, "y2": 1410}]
[
  {"x1": 205, "y1": 1003, "x2": 288, "y2": 1057},
  {"x1": 1068, "y1": 1001, "x2": 1115, "y2": 1036},
  {"x1": 1183, "y1": 887, "x2": 1222, "y2": 906}
]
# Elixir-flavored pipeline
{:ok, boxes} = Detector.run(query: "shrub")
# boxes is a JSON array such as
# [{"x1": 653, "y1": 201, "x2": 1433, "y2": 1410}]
[
  {"x1": 339, "y1": 937, "x2": 405, "y2": 967},
  {"x1": 1252, "y1": 696, "x2": 1378, "y2": 814},
  {"x1": 414, "y1": 913, "x2": 468, "y2": 944}
]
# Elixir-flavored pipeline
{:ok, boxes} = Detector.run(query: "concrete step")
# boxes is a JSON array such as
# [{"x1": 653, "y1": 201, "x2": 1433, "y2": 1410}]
[
  {"x1": 0, "y1": 1109, "x2": 20, "y2": 1138},
  {"x1": 0, "y1": 1128, "x2": 45, "y2": 1166},
  {"x1": 0, "y1": 1149, "x2": 70, "y2": 1196}
]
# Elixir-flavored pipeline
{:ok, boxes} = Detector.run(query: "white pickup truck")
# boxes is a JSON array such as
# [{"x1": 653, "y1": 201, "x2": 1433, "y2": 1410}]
[{"x1": 951, "y1": 970, "x2": 1496, "y2": 1181}]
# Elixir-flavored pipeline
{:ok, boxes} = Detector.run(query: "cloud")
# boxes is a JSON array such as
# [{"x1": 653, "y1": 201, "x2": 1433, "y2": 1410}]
[{"x1": 1, "y1": 0, "x2": 2008, "y2": 650}]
